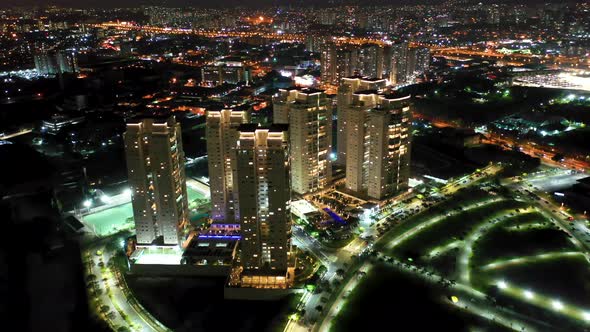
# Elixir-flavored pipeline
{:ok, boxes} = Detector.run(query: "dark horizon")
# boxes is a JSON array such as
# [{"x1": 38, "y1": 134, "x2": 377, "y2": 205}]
[{"x1": 0, "y1": 0, "x2": 577, "y2": 9}]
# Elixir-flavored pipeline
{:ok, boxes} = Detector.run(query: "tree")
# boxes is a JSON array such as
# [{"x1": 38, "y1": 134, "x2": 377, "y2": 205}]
[
  {"x1": 336, "y1": 268, "x2": 345, "y2": 277},
  {"x1": 315, "y1": 305, "x2": 324, "y2": 313},
  {"x1": 100, "y1": 305, "x2": 110, "y2": 314}
]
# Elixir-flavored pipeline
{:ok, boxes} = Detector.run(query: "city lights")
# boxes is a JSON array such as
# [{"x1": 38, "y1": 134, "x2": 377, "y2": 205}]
[{"x1": 5, "y1": 3, "x2": 589, "y2": 332}]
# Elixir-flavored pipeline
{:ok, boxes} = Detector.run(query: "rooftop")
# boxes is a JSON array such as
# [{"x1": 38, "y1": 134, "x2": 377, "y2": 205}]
[
  {"x1": 238, "y1": 123, "x2": 289, "y2": 133},
  {"x1": 354, "y1": 89, "x2": 379, "y2": 95},
  {"x1": 183, "y1": 236, "x2": 238, "y2": 259},
  {"x1": 281, "y1": 86, "x2": 325, "y2": 94}
]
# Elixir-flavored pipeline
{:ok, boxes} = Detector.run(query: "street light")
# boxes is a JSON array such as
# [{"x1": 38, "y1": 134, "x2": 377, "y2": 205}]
[
  {"x1": 123, "y1": 188, "x2": 132, "y2": 197},
  {"x1": 83, "y1": 200, "x2": 92, "y2": 208},
  {"x1": 552, "y1": 300, "x2": 563, "y2": 310},
  {"x1": 524, "y1": 290, "x2": 534, "y2": 299},
  {"x1": 497, "y1": 280, "x2": 508, "y2": 289},
  {"x1": 100, "y1": 195, "x2": 110, "y2": 204}
]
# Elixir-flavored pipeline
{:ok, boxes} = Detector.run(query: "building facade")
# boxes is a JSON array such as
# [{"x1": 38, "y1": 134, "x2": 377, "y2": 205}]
[
  {"x1": 206, "y1": 108, "x2": 250, "y2": 223},
  {"x1": 389, "y1": 42, "x2": 410, "y2": 85},
  {"x1": 201, "y1": 64, "x2": 250, "y2": 86},
  {"x1": 34, "y1": 50, "x2": 78, "y2": 76},
  {"x1": 388, "y1": 43, "x2": 430, "y2": 86},
  {"x1": 336, "y1": 76, "x2": 388, "y2": 166},
  {"x1": 366, "y1": 95, "x2": 412, "y2": 199},
  {"x1": 407, "y1": 46, "x2": 431, "y2": 82},
  {"x1": 344, "y1": 93, "x2": 412, "y2": 200},
  {"x1": 321, "y1": 43, "x2": 385, "y2": 85},
  {"x1": 234, "y1": 124, "x2": 291, "y2": 273},
  {"x1": 273, "y1": 88, "x2": 332, "y2": 195},
  {"x1": 124, "y1": 116, "x2": 189, "y2": 246}
]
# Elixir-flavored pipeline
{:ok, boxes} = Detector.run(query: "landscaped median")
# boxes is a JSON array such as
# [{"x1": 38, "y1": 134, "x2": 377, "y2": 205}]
[{"x1": 313, "y1": 259, "x2": 368, "y2": 332}]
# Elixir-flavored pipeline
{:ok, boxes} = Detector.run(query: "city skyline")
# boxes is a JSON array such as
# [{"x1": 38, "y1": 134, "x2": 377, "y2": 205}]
[
  {"x1": 0, "y1": 0, "x2": 562, "y2": 8},
  {"x1": 1, "y1": 1, "x2": 589, "y2": 331}
]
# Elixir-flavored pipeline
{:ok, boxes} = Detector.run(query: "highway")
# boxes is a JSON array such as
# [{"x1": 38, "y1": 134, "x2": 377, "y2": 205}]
[
  {"x1": 95, "y1": 22, "x2": 392, "y2": 46},
  {"x1": 482, "y1": 135, "x2": 589, "y2": 172},
  {"x1": 416, "y1": 115, "x2": 589, "y2": 172},
  {"x1": 430, "y1": 46, "x2": 586, "y2": 69}
]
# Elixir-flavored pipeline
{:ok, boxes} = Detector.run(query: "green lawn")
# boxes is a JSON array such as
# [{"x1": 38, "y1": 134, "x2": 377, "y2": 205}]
[
  {"x1": 329, "y1": 264, "x2": 512, "y2": 332},
  {"x1": 83, "y1": 187, "x2": 207, "y2": 236},
  {"x1": 428, "y1": 247, "x2": 459, "y2": 277},
  {"x1": 390, "y1": 200, "x2": 529, "y2": 259},
  {"x1": 478, "y1": 256, "x2": 590, "y2": 309},
  {"x1": 500, "y1": 212, "x2": 552, "y2": 229},
  {"x1": 471, "y1": 226, "x2": 578, "y2": 268}
]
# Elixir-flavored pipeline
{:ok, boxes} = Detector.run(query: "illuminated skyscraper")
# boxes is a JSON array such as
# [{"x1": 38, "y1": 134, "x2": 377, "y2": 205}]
[
  {"x1": 366, "y1": 95, "x2": 412, "y2": 199},
  {"x1": 234, "y1": 124, "x2": 292, "y2": 286},
  {"x1": 273, "y1": 88, "x2": 332, "y2": 195},
  {"x1": 336, "y1": 76, "x2": 388, "y2": 166},
  {"x1": 206, "y1": 108, "x2": 250, "y2": 223},
  {"x1": 344, "y1": 93, "x2": 412, "y2": 200},
  {"x1": 124, "y1": 116, "x2": 189, "y2": 246}
]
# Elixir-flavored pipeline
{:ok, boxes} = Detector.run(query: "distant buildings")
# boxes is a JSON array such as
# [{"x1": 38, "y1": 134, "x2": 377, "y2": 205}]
[
  {"x1": 273, "y1": 87, "x2": 332, "y2": 195},
  {"x1": 389, "y1": 43, "x2": 430, "y2": 86},
  {"x1": 389, "y1": 42, "x2": 410, "y2": 85},
  {"x1": 407, "y1": 46, "x2": 431, "y2": 82},
  {"x1": 34, "y1": 50, "x2": 78, "y2": 76},
  {"x1": 124, "y1": 116, "x2": 189, "y2": 246},
  {"x1": 304, "y1": 34, "x2": 330, "y2": 53},
  {"x1": 321, "y1": 42, "x2": 429, "y2": 87},
  {"x1": 41, "y1": 114, "x2": 85, "y2": 135},
  {"x1": 206, "y1": 108, "x2": 250, "y2": 223},
  {"x1": 321, "y1": 43, "x2": 385, "y2": 85},
  {"x1": 201, "y1": 64, "x2": 250, "y2": 86},
  {"x1": 234, "y1": 124, "x2": 293, "y2": 287},
  {"x1": 343, "y1": 91, "x2": 412, "y2": 200}
]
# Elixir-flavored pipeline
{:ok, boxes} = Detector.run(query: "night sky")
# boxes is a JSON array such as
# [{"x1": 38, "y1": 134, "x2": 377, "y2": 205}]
[{"x1": 1, "y1": 0, "x2": 555, "y2": 9}]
